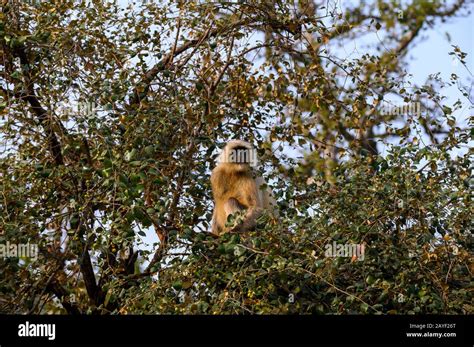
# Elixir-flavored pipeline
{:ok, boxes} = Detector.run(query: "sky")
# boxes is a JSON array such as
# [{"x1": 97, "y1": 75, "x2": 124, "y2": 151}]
[{"x1": 408, "y1": 12, "x2": 472, "y2": 123}]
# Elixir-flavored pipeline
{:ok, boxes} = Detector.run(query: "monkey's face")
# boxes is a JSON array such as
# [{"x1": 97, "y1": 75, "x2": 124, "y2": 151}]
[
  {"x1": 217, "y1": 140, "x2": 258, "y2": 168},
  {"x1": 230, "y1": 146, "x2": 252, "y2": 164}
]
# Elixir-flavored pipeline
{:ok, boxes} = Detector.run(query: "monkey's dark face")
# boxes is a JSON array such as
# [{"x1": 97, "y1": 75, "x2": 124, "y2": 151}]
[
  {"x1": 217, "y1": 140, "x2": 258, "y2": 168},
  {"x1": 230, "y1": 146, "x2": 252, "y2": 164}
]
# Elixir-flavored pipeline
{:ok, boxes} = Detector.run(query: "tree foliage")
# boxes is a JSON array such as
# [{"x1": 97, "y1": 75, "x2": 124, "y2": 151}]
[{"x1": 0, "y1": 0, "x2": 472, "y2": 314}]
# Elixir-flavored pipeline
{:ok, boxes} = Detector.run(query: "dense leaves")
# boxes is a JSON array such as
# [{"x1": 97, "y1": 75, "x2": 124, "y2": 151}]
[{"x1": 120, "y1": 142, "x2": 473, "y2": 314}]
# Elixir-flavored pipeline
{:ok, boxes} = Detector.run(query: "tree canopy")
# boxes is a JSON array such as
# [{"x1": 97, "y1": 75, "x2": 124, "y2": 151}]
[{"x1": 0, "y1": 0, "x2": 472, "y2": 314}]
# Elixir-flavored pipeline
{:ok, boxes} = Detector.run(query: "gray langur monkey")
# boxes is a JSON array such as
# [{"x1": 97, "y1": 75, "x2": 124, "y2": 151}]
[{"x1": 210, "y1": 140, "x2": 277, "y2": 235}]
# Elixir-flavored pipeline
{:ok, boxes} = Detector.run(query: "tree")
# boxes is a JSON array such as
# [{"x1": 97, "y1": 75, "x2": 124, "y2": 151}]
[{"x1": 0, "y1": 0, "x2": 472, "y2": 314}]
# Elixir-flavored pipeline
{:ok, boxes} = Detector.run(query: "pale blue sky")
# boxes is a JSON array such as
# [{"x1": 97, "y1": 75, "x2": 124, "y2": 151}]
[{"x1": 398, "y1": 12, "x2": 472, "y2": 123}]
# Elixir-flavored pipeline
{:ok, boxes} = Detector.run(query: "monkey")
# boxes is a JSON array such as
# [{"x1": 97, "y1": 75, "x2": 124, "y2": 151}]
[{"x1": 210, "y1": 140, "x2": 277, "y2": 235}]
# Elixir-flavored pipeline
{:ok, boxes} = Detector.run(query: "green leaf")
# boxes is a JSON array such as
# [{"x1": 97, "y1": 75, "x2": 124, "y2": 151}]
[
  {"x1": 172, "y1": 281, "x2": 182, "y2": 290},
  {"x1": 125, "y1": 149, "x2": 137, "y2": 162}
]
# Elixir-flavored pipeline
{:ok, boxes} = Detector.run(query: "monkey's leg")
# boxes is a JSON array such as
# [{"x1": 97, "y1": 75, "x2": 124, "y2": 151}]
[
  {"x1": 211, "y1": 206, "x2": 224, "y2": 235},
  {"x1": 223, "y1": 198, "x2": 248, "y2": 232},
  {"x1": 224, "y1": 198, "x2": 244, "y2": 215},
  {"x1": 233, "y1": 206, "x2": 262, "y2": 232},
  {"x1": 211, "y1": 217, "x2": 220, "y2": 235},
  {"x1": 211, "y1": 199, "x2": 243, "y2": 235}
]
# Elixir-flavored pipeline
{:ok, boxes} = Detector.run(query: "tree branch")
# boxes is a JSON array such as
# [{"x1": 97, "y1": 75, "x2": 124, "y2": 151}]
[{"x1": 46, "y1": 281, "x2": 81, "y2": 315}]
